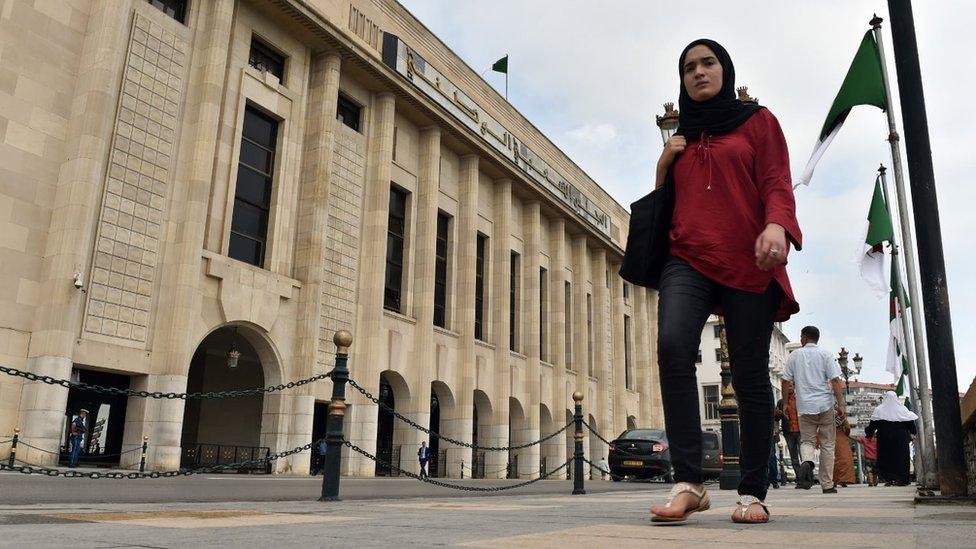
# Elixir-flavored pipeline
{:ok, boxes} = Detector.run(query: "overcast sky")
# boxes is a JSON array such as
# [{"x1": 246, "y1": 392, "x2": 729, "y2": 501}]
[{"x1": 399, "y1": 0, "x2": 975, "y2": 391}]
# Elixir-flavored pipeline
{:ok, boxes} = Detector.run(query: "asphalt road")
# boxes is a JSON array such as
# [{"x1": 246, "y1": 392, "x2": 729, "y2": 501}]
[{"x1": 0, "y1": 472, "x2": 671, "y2": 505}]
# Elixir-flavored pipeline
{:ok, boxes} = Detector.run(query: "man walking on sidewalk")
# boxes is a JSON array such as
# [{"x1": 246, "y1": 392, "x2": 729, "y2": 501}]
[
  {"x1": 418, "y1": 441, "x2": 431, "y2": 479},
  {"x1": 782, "y1": 326, "x2": 845, "y2": 493}
]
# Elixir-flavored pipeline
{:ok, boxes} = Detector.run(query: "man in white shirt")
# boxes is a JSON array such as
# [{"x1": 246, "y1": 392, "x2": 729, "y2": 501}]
[{"x1": 782, "y1": 326, "x2": 846, "y2": 493}]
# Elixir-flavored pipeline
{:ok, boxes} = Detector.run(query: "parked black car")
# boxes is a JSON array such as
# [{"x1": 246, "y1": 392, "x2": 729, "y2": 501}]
[
  {"x1": 702, "y1": 430, "x2": 722, "y2": 480},
  {"x1": 608, "y1": 429, "x2": 672, "y2": 482},
  {"x1": 609, "y1": 429, "x2": 723, "y2": 482}
]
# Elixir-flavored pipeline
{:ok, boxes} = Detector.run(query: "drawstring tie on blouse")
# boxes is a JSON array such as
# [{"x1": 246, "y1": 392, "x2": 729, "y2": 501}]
[{"x1": 696, "y1": 134, "x2": 713, "y2": 190}]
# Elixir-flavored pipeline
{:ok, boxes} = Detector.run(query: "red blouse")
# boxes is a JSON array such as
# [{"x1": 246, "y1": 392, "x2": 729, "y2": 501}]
[{"x1": 669, "y1": 109, "x2": 802, "y2": 321}]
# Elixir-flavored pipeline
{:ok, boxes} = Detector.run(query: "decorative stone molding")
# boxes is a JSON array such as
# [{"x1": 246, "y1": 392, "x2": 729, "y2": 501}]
[{"x1": 204, "y1": 251, "x2": 300, "y2": 332}]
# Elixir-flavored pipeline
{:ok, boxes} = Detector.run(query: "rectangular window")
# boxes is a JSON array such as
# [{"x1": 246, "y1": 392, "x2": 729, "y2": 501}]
[
  {"x1": 540, "y1": 267, "x2": 548, "y2": 362},
  {"x1": 565, "y1": 281, "x2": 572, "y2": 368},
  {"x1": 383, "y1": 186, "x2": 408, "y2": 312},
  {"x1": 475, "y1": 233, "x2": 488, "y2": 341},
  {"x1": 704, "y1": 385, "x2": 720, "y2": 420},
  {"x1": 586, "y1": 293, "x2": 594, "y2": 377},
  {"x1": 337, "y1": 93, "x2": 362, "y2": 132},
  {"x1": 433, "y1": 211, "x2": 451, "y2": 328},
  {"x1": 248, "y1": 37, "x2": 285, "y2": 82},
  {"x1": 623, "y1": 282, "x2": 630, "y2": 300},
  {"x1": 229, "y1": 106, "x2": 278, "y2": 267},
  {"x1": 715, "y1": 348, "x2": 723, "y2": 363},
  {"x1": 624, "y1": 315, "x2": 633, "y2": 390},
  {"x1": 696, "y1": 349, "x2": 703, "y2": 364},
  {"x1": 145, "y1": 0, "x2": 186, "y2": 22},
  {"x1": 510, "y1": 251, "x2": 520, "y2": 352}
]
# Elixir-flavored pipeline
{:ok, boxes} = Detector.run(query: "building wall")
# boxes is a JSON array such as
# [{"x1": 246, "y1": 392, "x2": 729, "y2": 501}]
[{"x1": 0, "y1": 0, "x2": 659, "y2": 477}]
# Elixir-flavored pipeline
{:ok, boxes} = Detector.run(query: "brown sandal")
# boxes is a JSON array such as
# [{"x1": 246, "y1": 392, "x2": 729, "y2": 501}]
[
  {"x1": 651, "y1": 482, "x2": 711, "y2": 524},
  {"x1": 731, "y1": 495, "x2": 770, "y2": 523}
]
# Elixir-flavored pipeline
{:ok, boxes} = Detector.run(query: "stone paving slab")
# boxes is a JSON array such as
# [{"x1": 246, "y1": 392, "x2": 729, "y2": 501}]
[{"x1": 0, "y1": 485, "x2": 971, "y2": 548}]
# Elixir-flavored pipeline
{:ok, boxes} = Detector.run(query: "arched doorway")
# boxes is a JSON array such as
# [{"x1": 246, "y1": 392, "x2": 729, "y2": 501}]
[
  {"x1": 627, "y1": 415, "x2": 638, "y2": 431},
  {"x1": 180, "y1": 325, "x2": 280, "y2": 470},
  {"x1": 539, "y1": 404, "x2": 558, "y2": 478},
  {"x1": 472, "y1": 389, "x2": 492, "y2": 479},
  {"x1": 375, "y1": 370, "x2": 411, "y2": 477},
  {"x1": 508, "y1": 397, "x2": 525, "y2": 479},
  {"x1": 429, "y1": 381, "x2": 456, "y2": 478},
  {"x1": 587, "y1": 414, "x2": 602, "y2": 479}
]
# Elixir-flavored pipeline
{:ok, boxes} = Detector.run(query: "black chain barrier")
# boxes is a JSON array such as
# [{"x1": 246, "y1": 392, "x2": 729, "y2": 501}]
[
  {"x1": 0, "y1": 439, "x2": 11, "y2": 445},
  {"x1": 343, "y1": 439, "x2": 572, "y2": 492},
  {"x1": 582, "y1": 457, "x2": 627, "y2": 481},
  {"x1": 0, "y1": 439, "x2": 320, "y2": 479},
  {"x1": 347, "y1": 377, "x2": 572, "y2": 451},
  {"x1": 12, "y1": 441, "x2": 141, "y2": 458},
  {"x1": 0, "y1": 365, "x2": 332, "y2": 399}
]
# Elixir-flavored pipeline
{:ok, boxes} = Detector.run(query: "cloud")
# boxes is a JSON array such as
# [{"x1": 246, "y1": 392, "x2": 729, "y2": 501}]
[
  {"x1": 565, "y1": 123, "x2": 618, "y2": 148},
  {"x1": 400, "y1": 0, "x2": 976, "y2": 391}
]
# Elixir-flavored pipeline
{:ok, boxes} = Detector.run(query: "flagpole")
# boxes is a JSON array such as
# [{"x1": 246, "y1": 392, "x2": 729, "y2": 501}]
[
  {"x1": 870, "y1": 15, "x2": 938, "y2": 490},
  {"x1": 879, "y1": 165, "x2": 925, "y2": 484}
]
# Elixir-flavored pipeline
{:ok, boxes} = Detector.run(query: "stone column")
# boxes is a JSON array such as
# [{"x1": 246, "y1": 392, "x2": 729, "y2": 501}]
[
  {"x1": 570, "y1": 235, "x2": 589, "y2": 390},
  {"x1": 548, "y1": 218, "x2": 569, "y2": 476},
  {"x1": 18, "y1": 0, "x2": 132, "y2": 465},
  {"x1": 284, "y1": 52, "x2": 343, "y2": 475},
  {"x1": 402, "y1": 126, "x2": 442, "y2": 474},
  {"x1": 647, "y1": 290, "x2": 664, "y2": 426},
  {"x1": 634, "y1": 287, "x2": 654, "y2": 427},
  {"x1": 134, "y1": 0, "x2": 235, "y2": 470},
  {"x1": 520, "y1": 202, "x2": 542, "y2": 478},
  {"x1": 591, "y1": 248, "x2": 610, "y2": 446},
  {"x1": 449, "y1": 154, "x2": 480, "y2": 477},
  {"x1": 610, "y1": 261, "x2": 627, "y2": 435},
  {"x1": 488, "y1": 179, "x2": 512, "y2": 479},
  {"x1": 346, "y1": 92, "x2": 396, "y2": 476}
]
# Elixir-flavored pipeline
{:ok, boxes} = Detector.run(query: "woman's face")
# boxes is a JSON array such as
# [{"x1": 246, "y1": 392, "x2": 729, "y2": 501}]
[{"x1": 682, "y1": 45, "x2": 723, "y2": 101}]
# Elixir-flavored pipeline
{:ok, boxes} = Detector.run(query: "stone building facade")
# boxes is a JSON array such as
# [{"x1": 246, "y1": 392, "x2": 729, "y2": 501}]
[{"x1": 0, "y1": 0, "x2": 662, "y2": 477}]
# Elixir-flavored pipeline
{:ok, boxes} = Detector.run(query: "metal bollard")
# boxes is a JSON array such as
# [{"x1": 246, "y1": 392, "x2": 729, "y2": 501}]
[
  {"x1": 460, "y1": 460, "x2": 464, "y2": 479},
  {"x1": 717, "y1": 321, "x2": 742, "y2": 490},
  {"x1": 140, "y1": 436, "x2": 149, "y2": 473},
  {"x1": 8, "y1": 427, "x2": 19, "y2": 467},
  {"x1": 320, "y1": 330, "x2": 352, "y2": 502},
  {"x1": 572, "y1": 391, "x2": 585, "y2": 495}
]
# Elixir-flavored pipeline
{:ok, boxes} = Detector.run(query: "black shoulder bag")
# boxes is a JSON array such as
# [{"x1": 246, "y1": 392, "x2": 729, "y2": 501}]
[{"x1": 618, "y1": 168, "x2": 675, "y2": 289}]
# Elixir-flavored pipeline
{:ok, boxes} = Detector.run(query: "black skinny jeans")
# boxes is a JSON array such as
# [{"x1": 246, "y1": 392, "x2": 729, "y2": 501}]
[{"x1": 657, "y1": 256, "x2": 781, "y2": 501}]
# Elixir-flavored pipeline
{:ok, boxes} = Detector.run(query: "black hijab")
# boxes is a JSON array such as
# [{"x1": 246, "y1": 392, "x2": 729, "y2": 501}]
[{"x1": 676, "y1": 39, "x2": 762, "y2": 139}]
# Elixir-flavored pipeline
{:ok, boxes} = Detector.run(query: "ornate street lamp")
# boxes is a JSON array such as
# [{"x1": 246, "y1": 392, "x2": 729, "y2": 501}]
[
  {"x1": 226, "y1": 328, "x2": 241, "y2": 369},
  {"x1": 655, "y1": 102, "x2": 680, "y2": 143}
]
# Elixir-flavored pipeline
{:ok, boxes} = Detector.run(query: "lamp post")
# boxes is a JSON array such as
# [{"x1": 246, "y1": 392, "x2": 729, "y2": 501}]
[{"x1": 655, "y1": 102, "x2": 740, "y2": 489}]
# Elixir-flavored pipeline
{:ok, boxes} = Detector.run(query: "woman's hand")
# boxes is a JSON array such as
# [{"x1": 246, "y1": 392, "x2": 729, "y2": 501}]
[
  {"x1": 755, "y1": 223, "x2": 788, "y2": 271},
  {"x1": 655, "y1": 135, "x2": 686, "y2": 188}
]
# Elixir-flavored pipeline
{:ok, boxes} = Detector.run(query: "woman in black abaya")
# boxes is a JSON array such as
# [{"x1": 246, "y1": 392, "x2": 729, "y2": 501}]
[{"x1": 865, "y1": 391, "x2": 917, "y2": 486}]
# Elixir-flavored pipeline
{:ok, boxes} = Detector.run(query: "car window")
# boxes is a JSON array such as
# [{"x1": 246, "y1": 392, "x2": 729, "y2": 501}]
[
  {"x1": 618, "y1": 429, "x2": 665, "y2": 441},
  {"x1": 702, "y1": 433, "x2": 719, "y2": 450}
]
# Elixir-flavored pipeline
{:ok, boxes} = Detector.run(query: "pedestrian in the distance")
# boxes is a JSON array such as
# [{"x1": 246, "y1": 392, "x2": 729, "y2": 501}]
[
  {"x1": 68, "y1": 408, "x2": 88, "y2": 468},
  {"x1": 833, "y1": 414, "x2": 855, "y2": 487},
  {"x1": 312, "y1": 437, "x2": 328, "y2": 475},
  {"x1": 648, "y1": 37, "x2": 802, "y2": 526},
  {"x1": 782, "y1": 326, "x2": 845, "y2": 493},
  {"x1": 597, "y1": 456, "x2": 610, "y2": 480},
  {"x1": 856, "y1": 433, "x2": 879, "y2": 486},
  {"x1": 767, "y1": 430, "x2": 781, "y2": 490},
  {"x1": 777, "y1": 394, "x2": 802, "y2": 481},
  {"x1": 865, "y1": 391, "x2": 917, "y2": 486},
  {"x1": 418, "y1": 441, "x2": 431, "y2": 479}
]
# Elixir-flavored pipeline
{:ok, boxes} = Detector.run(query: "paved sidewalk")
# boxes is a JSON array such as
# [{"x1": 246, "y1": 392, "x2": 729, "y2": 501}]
[{"x1": 0, "y1": 485, "x2": 972, "y2": 547}]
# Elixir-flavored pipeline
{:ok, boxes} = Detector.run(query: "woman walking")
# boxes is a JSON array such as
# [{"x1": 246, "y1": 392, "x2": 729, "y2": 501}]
[
  {"x1": 648, "y1": 39, "x2": 801, "y2": 525},
  {"x1": 865, "y1": 391, "x2": 917, "y2": 486},
  {"x1": 833, "y1": 415, "x2": 855, "y2": 487}
]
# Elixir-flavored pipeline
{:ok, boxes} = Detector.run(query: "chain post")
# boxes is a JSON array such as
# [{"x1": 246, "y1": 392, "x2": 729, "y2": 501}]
[
  {"x1": 460, "y1": 459, "x2": 464, "y2": 479},
  {"x1": 572, "y1": 391, "x2": 585, "y2": 495},
  {"x1": 9, "y1": 427, "x2": 19, "y2": 467},
  {"x1": 140, "y1": 436, "x2": 148, "y2": 473},
  {"x1": 321, "y1": 330, "x2": 352, "y2": 502}
]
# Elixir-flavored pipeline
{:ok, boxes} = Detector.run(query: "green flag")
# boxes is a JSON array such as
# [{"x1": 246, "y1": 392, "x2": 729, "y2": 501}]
[
  {"x1": 491, "y1": 55, "x2": 508, "y2": 74},
  {"x1": 857, "y1": 176, "x2": 894, "y2": 299},
  {"x1": 797, "y1": 31, "x2": 888, "y2": 186}
]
